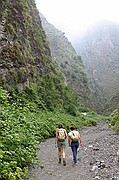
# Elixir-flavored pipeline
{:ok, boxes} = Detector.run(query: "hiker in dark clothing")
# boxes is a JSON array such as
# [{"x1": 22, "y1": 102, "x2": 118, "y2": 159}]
[
  {"x1": 68, "y1": 126, "x2": 82, "y2": 164},
  {"x1": 55, "y1": 124, "x2": 67, "y2": 166}
]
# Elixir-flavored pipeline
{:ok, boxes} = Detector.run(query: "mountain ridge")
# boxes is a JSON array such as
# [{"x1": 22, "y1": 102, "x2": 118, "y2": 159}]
[
  {"x1": 72, "y1": 20, "x2": 119, "y2": 113},
  {"x1": 40, "y1": 14, "x2": 108, "y2": 113},
  {"x1": 40, "y1": 13, "x2": 95, "y2": 110}
]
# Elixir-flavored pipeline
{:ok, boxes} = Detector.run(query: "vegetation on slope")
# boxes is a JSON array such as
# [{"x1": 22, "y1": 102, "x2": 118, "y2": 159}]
[
  {"x1": 0, "y1": 0, "x2": 79, "y2": 116},
  {"x1": 0, "y1": 1, "x2": 99, "y2": 179},
  {"x1": 0, "y1": 87, "x2": 100, "y2": 180},
  {"x1": 103, "y1": 91, "x2": 119, "y2": 115},
  {"x1": 0, "y1": 0, "x2": 57, "y2": 89},
  {"x1": 109, "y1": 108, "x2": 119, "y2": 133},
  {"x1": 40, "y1": 14, "x2": 93, "y2": 110},
  {"x1": 0, "y1": 1, "x2": 118, "y2": 180}
]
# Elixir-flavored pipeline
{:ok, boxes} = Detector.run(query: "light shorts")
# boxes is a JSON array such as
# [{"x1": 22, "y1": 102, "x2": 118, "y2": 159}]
[{"x1": 57, "y1": 140, "x2": 66, "y2": 148}]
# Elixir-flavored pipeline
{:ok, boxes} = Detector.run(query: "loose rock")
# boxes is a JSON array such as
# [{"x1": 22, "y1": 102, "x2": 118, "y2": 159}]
[{"x1": 29, "y1": 122, "x2": 119, "y2": 180}]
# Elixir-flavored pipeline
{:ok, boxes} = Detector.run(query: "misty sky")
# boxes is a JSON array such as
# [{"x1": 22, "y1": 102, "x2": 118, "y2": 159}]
[{"x1": 35, "y1": 0, "x2": 119, "y2": 41}]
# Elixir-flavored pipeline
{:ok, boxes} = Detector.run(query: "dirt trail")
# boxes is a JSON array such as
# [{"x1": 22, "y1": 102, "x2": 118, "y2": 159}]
[{"x1": 29, "y1": 122, "x2": 119, "y2": 180}]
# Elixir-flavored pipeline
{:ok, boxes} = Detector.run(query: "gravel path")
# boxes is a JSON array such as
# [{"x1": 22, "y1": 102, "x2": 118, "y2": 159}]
[{"x1": 29, "y1": 122, "x2": 119, "y2": 180}]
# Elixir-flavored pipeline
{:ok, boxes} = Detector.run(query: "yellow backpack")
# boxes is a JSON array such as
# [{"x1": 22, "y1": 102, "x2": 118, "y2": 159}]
[
  {"x1": 71, "y1": 130, "x2": 79, "y2": 142},
  {"x1": 58, "y1": 129, "x2": 66, "y2": 141}
]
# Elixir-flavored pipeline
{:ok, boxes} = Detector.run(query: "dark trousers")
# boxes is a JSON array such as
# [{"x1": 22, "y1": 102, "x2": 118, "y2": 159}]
[{"x1": 71, "y1": 141, "x2": 79, "y2": 163}]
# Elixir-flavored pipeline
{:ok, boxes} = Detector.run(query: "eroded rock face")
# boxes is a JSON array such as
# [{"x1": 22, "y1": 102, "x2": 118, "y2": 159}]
[{"x1": 0, "y1": 0, "x2": 53, "y2": 90}]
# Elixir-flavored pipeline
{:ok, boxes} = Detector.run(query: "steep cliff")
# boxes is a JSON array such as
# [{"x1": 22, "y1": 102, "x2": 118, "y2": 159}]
[
  {"x1": 0, "y1": 0, "x2": 52, "y2": 89},
  {"x1": 0, "y1": 0, "x2": 77, "y2": 114}
]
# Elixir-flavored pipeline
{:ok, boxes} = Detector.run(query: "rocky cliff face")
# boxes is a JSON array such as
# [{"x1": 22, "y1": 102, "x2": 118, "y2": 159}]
[
  {"x1": 0, "y1": 0, "x2": 81, "y2": 114},
  {"x1": 0, "y1": 0, "x2": 54, "y2": 90}
]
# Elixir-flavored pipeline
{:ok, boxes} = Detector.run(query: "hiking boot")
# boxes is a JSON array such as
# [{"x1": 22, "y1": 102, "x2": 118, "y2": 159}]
[
  {"x1": 63, "y1": 159, "x2": 66, "y2": 166},
  {"x1": 74, "y1": 160, "x2": 77, "y2": 165},
  {"x1": 58, "y1": 158, "x2": 61, "y2": 164}
]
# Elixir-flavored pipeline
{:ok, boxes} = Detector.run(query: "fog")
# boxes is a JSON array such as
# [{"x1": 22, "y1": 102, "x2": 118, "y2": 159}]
[{"x1": 35, "y1": 0, "x2": 119, "y2": 42}]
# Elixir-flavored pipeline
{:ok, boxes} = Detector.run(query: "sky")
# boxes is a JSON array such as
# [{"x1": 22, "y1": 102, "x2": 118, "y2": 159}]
[{"x1": 35, "y1": 0, "x2": 119, "y2": 42}]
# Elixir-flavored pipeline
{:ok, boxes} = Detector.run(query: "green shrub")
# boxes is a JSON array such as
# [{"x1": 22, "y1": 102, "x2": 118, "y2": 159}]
[
  {"x1": 110, "y1": 114, "x2": 119, "y2": 132},
  {"x1": 0, "y1": 87, "x2": 106, "y2": 179},
  {"x1": 81, "y1": 118, "x2": 98, "y2": 126}
]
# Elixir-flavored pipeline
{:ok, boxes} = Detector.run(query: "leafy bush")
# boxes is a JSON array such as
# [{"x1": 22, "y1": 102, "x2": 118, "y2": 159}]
[
  {"x1": 110, "y1": 113, "x2": 119, "y2": 132},
  {"x1": 0, "y1": 87, "x2": 105, "y2": 179},
  {"x1": 81, "y1": 118, "x2": 98, "y2": 126}
]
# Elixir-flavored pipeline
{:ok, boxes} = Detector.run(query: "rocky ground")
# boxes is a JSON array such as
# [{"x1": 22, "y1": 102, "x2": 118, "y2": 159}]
[{"x1": 28, "y1": 122, "x2": 119, "y2": 180}]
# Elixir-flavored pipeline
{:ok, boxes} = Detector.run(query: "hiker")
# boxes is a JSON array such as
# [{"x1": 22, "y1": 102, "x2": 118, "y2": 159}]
[
  {"x1": 55, "y1": 124, "x2": 67, "y2": 166},
  {"x1": 68, "y1": 126, "x2": 82, "y2": 164}
]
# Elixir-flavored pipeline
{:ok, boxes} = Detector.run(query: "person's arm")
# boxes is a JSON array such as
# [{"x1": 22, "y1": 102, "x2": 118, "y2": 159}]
[
  {"x1": 79, "y1": 134, "x2": 83, "y2": 146},
  {"x1": 55, "y1": 129, "x2": 58, "y2": 144},
  {"x1": 68, "y1": 135, "x2": 71, "y2": 146},
  {"x1": 65, "y1": 129, "x2": 67, "y2": 139}
]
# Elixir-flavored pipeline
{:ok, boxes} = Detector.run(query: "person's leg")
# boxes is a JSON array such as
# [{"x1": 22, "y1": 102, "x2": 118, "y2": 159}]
[
  {"x1": 61, "y1": 147, "x2": 65, "y2": 159},
  {"x1": 75, "y1": 141, "x2": 79, "y2": 162},
  {"x1": 73, "y1": 146, "x2": 77, "y2": 163},
  {"x1": 61, "y1": 147, "x2": 66, "y2": 166},
  {"x1": 71, "y1": 144, "x2": 77, "y2": 163},
  {"x1": 58, "y1": 147, "x2": 61, "y2": 163},
  {"x1": 71, "y1": 142, "x2": 79, "y2": 163},
  {"x1": 75, "y1": 142, "x2": 79, "y2": 162}
]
